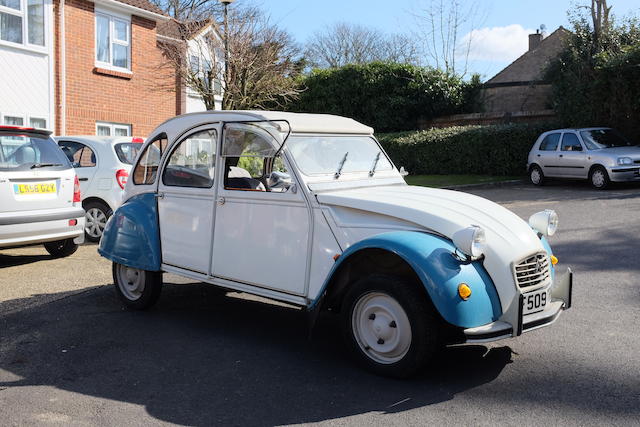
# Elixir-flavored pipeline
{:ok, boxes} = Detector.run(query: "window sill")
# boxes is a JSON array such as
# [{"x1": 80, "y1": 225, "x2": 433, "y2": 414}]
[
  {"x1": 0, "y1": 39, "x2": 48, "y2": 55},
  {"x1": 93, "y1": 66, "x2": 133, "y2": 79}
]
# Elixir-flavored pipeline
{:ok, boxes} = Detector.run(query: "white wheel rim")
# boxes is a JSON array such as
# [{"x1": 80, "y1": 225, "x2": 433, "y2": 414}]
[
  {"x1": 85, "y1": 207, "x2": 107, "y2": 238},
  {"x1": 116, "y1": 264, "x2": 145, "y2": 301},
  {"x1": 351, "y1": 292, "x2": 412, "y2": 364},
  {"x1": 531, "y1": 168, "x2": 541, "y2": 184},
  {"x1": 592, "y1": 171, "x2": 605, "y2": 187}
]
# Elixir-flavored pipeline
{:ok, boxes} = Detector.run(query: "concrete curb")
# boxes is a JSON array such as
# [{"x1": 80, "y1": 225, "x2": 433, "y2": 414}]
[{"x1": 441, "y1": 179, "x2": 526, "y2": 190}]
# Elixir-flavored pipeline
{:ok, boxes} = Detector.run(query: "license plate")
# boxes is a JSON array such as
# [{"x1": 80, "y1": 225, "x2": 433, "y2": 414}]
[
  {"x1": 522, "y1": 287, "x2": 550, "y2": 315},
  {"x1": 13, "y1": 182, "x2": 57, "y2": 195}
]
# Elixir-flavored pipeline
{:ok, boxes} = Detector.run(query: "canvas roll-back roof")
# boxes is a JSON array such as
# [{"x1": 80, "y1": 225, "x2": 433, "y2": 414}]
[{"x1": 158, "y1": 111, "x2": 374, "y2": 135}]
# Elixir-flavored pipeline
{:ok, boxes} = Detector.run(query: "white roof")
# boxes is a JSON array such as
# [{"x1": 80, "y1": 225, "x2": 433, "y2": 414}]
[{"x1": 158, "y1": 110, "x2": 374, "y2": 135}]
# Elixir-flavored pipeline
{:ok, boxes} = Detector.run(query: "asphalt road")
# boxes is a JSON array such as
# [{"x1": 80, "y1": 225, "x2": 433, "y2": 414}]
[{"x1": 1, "y1": 181, "x2": 639, "y2": 426}]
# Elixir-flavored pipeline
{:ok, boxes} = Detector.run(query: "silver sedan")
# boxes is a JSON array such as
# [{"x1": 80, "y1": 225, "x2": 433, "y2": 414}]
[{"x1": 527, "y1": 127, "x2": 640, "y2": 189}]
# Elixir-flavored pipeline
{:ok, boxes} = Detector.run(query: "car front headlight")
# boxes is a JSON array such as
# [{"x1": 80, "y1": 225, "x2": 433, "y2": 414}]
[
  {"x1": 452, "y1": 225, "x2": 485, "y2": 258},
  {"x1": 618, "y1": 157, "x2": 633, "y2": 165},
  {"x1": 529, "y1": 209, "x2": 559, "y2": 237}
]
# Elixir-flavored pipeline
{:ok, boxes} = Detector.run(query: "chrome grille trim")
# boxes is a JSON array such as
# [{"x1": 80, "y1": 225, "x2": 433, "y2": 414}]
[{"x1": 513, "y1": 253, "x2": 551, "y2": 289}]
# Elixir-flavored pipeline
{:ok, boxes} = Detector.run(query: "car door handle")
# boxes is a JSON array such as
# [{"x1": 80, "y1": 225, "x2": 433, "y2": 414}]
[
  {"x1": 537, "y1": 154, "x2": 541, "y2": 157},
  {"x1": 156, "y1": 192, "x2": 165, "y2": 199},
  {"x1": 217, "y1": 196, "x2": 225, "y2": 206},
  {"x1": 559, "y1": 154, "x2": 563, "y2": 158},
  {"x1": 78, "y1": 178, "x2": 88, "y2": 181}
]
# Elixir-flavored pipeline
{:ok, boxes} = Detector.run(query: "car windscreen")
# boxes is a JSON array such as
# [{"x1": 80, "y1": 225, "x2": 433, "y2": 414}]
[
  {"x1": 287, "y1": 135, "x2": 393, "y2": 176},
  {"x1": 114, "y1": 142, "x2": 143, "y2": 165},
  {"x1": 580, "y1": 129, "x2": 634, "y2": 149},
  {"x1": 0, "y1": 133, "x2": 70, "y2": 171}
]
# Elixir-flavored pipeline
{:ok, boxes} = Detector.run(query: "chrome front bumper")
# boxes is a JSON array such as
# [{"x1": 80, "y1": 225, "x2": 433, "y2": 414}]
[{"x1": 464, "y1": 267, "x2": 573, "y2": 343}]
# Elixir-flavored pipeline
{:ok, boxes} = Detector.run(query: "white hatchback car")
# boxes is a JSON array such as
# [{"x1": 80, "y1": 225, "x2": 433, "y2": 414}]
[
  {"x1": 0, "y1": 126, "x2": 84, "y2": 257},
  {"x1": 55, "y1": 136, "x2": 144, "y2": 241}
]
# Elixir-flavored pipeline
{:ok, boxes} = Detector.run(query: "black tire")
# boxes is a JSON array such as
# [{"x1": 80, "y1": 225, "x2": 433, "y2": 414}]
[
  {"x1": 341, "y1": 274, "x2": 440, "y2": 378},
  {"x1": 589, "y1": 165, "x2": 610, "y2": 190},
  {"x1": 529, "y1": 165, "x2": 545, "y2": 186},
  {"x1": 84, "y1": 200, "x2": 112, "y2": 242},
  {"x1": 112, "y1": 262, "x2": 162, "y2": 310},
  {"x1": 44, "y1": 238, "x2": 78, "y2": 258}
]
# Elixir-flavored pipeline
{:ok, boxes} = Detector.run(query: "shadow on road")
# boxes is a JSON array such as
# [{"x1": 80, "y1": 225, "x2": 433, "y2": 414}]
[{"x1": 0, "y1": 252, "x2": 50, "y2": 269}]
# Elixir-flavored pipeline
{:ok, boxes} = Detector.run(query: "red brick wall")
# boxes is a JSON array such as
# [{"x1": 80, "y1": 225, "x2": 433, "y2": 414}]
[{"x1": 56, "y1": 0, "x2": 177, "y2": 136}]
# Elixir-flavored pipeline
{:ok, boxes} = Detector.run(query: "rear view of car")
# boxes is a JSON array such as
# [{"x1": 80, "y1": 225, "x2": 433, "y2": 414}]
[{"x1": 0, "y1": 126, "x2": 84, "y2": 257}]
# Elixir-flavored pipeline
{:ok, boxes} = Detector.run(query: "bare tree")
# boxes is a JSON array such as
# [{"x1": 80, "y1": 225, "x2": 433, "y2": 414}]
[
  {"x1": 412, "y1": 0, "x2": 483, "y2": 76},
  {"x1": 150, "y1": 0, "x2": 220, "y2": 20},
  {"x1": 304, "y1": 22, "x2": 420, "y2": 68},
  {"x1": 159, "y1": 6, "x2": 303, "y2": 110}
]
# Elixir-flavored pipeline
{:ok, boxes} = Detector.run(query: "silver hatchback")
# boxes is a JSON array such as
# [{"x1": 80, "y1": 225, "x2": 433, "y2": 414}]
[{"x1": 527, "y1": 127, "x2": 640, "y2": 189}]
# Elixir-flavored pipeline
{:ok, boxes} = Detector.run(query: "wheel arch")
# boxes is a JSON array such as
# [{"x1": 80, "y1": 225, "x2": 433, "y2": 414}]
[
  {"x1": 311, "y1": 231, "x2": 502, "y2": 329},
  {"x1": 588, "y1": 163, "x2": 608, "y2": 176},
  {"x1": 82, "y1": 196, "x2": 112, "y2": 212}
]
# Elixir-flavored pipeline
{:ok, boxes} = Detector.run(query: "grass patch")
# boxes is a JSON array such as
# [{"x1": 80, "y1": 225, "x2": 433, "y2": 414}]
[{"x1": 405, "y1": 174, "x2": 523, "y2": 188}]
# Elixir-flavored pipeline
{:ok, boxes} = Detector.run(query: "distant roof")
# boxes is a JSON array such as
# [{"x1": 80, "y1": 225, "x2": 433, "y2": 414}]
[
  {"x1": 158, "y1": 111, "x2": 375, "y2": 135},
  {"x1": 92, "y1": 0, "x2": 168, "y2": 21},
  {"x1": 113, "y1": 0, "x2": 165, "y2": 16},
  {"x1": 157, "y1": 18, "x2": 219, "y2": 41}
]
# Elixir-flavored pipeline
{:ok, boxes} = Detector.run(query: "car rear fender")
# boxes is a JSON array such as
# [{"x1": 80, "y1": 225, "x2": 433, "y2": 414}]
[
  {"x1": 98, "y1": 192, "x2": 161, "y2": 271},
  {"x1": 311, "y1": 231, "x2": 502, "y2": 329}
]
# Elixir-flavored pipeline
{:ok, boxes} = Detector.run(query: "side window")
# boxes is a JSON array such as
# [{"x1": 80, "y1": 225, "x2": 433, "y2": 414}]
[
  {"x1": 58, "y1": 142, "x2": 96, "y2": 167},
  {"x1": 539, "y1": 133, "x2": 561, "y2": 151},
  {"x1": 133, "y1": 134, "x2": 167, "y2": 185},
  {"x1": 561, "y1": 133, "x2": 583, "y2": 152},
  {"x1": 162, "y1": 129, "x2": 217, "y2": 188},
  {"x1": 223, "y1": 124, "x2": 291, "y2": 193}
]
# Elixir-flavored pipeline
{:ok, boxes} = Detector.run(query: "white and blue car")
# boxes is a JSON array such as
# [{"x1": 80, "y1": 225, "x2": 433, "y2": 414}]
[{"x1": 98, "y1": 111, "x2": 573, "y2": 378}]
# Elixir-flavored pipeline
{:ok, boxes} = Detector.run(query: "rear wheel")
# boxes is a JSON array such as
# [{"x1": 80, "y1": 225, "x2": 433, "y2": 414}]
[
  {"x1": 44, "y1": 239, "x2": 78, "y2": 258},
  {"x1": 112, "y1": 262, "x2": 162, "y2": 310},
  {"x1": 590, "y1": 166, "x2": 610, "y2": 190},
  {"x1": 342, "y1": 274, "x2": 440, "y2": 378},
  {"x1": 84, "y1": 200, "x2": 112, "y2": 242},
  {"x1": 529, "y1": 165, "x2": 545, "y2": 186}
]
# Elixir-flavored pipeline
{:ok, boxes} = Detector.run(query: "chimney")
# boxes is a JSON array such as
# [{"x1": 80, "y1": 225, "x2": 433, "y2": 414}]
[{"x1": 529, "y1": 30, "x2": 543, "y2": 51}]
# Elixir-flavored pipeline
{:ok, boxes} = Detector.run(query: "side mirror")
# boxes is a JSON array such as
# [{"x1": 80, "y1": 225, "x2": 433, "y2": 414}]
[{"x1": 268, "y1": 171, "x2": 292, "y2": 189}]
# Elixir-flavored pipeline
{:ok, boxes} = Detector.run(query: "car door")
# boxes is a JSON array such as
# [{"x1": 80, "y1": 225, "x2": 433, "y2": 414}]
[
  {"x1": 157, "y1": 125, "x2": 219, "y2": 274},
  {"x1": 558, "y1": 132, "x2": 588, "y2": 177},
  {"x1": 534, "y1": 132, "x2": 562, "y2": 176},
  {"x1": 211, "y1": 123, "x2": 310, "y2": 295},
  {"x1": 57, "y1": 140, "x2": 98, "y2": 194}
]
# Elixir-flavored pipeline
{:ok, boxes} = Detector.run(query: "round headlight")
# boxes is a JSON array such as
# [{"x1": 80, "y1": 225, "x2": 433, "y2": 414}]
[
  {"x1": 452, "y1": 225, "x2": 486, "y2": 258},
  {"x1": 528, "y1": 209, "x2": 559, "y2": 237}
]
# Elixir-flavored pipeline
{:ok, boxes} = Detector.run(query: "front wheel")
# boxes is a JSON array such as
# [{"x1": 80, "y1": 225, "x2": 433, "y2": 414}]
[
  {"x1": 112, "y1": 262, "x2": 162, "y2": 310},
  {"x1": 341, "y1": 274, "x2": 440, "y2": 378},
  {"x1": 590, "y1": 166, "x2": 610, "y2": 190},
  {"x1": 84, "y1": 201, "x2": 112, "y2": 242},
  {"x1": 530, "y1": 165, "x2": 545, "y2": 186},
  {"x1": 44, "y1": 239, "x2": 78, "y2": 258}
]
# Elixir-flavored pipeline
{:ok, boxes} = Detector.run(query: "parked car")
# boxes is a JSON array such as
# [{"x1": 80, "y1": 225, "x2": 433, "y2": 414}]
[
  {"x1": 98, "y1": 111, "x2": 573, "y2": 378},
  {"x1": 54, "y1": 136, "x2": 144, "y2": 241},
  {"x1": 528, "y1": 127, "x2": 640, "y2": 189},
  {"x1": 0, "y1": 125, "x2": 84, "y2": 257}
]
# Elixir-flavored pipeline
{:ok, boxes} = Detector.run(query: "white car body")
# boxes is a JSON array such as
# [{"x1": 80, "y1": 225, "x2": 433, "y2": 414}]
[
  {"x1": 99, "y1": 111, "x2": 573, "y2": 377},
  {"x1": 54, "y1": 136, "x2": 144, "y2": 240},
  {"x1": 0, "y1": 126, "x2": 84, "y2": 251}
]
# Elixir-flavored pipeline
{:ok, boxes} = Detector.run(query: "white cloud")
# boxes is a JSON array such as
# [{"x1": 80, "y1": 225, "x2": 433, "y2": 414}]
[{"x1": 461, "y1": 24, "x2": 536, "y2": 63}]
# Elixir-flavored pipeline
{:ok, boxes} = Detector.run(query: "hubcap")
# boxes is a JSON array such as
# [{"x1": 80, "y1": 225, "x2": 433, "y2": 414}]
[
  {"x1": 352, "y1": 292, "x2": 412, "y2": 364},
  {"x1": 116, "y1": 264, "x2": 145, "y2": 301},
  {"x1": 531, "y1": 168, "x2": 541, "y2": 184},
  {"x1": 592, "y1": 170, "x2": 605, "y2": 187},
  {"x1": 85, "y1": 207, "x2": 107, "y2": 238}
]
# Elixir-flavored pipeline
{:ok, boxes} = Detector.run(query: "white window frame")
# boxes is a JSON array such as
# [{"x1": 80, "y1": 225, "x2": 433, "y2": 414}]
[
  {"x1": 94, "y1": 9, "x2": 131, "y2": 72},
  {"x1": 1, "y1": 113, "x2": 48, "y2": 129},
  {"x1": 96, "y1": 121, "x2": 131, "y2": 136},
  {"x1": 0, "y1": 0, "x2": 47, "y2": 52}
]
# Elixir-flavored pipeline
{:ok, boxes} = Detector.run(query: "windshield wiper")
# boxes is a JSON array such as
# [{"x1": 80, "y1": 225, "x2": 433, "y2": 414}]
[
  {"x1": 334, "y1": 152, "x2": 349, "y2": 179},
  {"x1": 369, "y1": 151, "x2": 381, "y2": 177},
  {"x1": 30, "y1": 163, "x2": 63, "y2": 169}
]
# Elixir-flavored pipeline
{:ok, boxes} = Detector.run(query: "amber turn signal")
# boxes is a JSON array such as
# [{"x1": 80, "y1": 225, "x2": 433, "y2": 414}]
[
  {"x1": 458, "y1": 283, "x2": 472, "y2": 300},
  {"x1": 551, "y1": 255, "x2": 558, "y2": 265}
]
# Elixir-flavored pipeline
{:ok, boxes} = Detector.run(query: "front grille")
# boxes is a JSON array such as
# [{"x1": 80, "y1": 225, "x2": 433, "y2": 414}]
[
  {"x1": 513, "y1": 253, "x2": 551, "y2": 289},
  {"x1": 634, "y1": 160, "x2": 640, "y2": 164}
]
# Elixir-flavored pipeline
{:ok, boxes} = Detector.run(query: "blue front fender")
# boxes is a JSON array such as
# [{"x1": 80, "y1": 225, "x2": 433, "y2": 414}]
[
  {"x1": 98, "y1": 193, "x2": 162, "y2": 271},
  {"x1": 313, "y1": 231, "x2": 502, "y2": 329}
]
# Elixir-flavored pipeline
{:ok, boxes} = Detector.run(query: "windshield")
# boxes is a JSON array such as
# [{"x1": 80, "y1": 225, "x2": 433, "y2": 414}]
[
  {"x1": 0, "y1": 133, "x2": 70, "y2": 171},
  {"x1": 580, "y1": 129, "x2": 634, "y2": 149},
  {"x1": 287, "y1": 135, "x2": 393, "y2": 176},
  {"x1": 115, "y1": 142, "x2": 143, "y2": 164}
]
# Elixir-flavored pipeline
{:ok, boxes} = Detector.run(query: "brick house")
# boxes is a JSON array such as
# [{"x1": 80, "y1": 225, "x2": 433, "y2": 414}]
[{"x1": 0, "y1": 0, "x2": 218, "y2": 137}]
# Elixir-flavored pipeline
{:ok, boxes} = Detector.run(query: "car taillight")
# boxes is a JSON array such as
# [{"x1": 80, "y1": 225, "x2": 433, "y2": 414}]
[
  {"x1": 116, "y1": 169, "x2": 129, "y2": 189},
  {"x1": 73, "y1": 175, "x2": 81, "y2": 203},
  {"x1": 131, "y1": 137, "x2": 144, "y2": 143}
]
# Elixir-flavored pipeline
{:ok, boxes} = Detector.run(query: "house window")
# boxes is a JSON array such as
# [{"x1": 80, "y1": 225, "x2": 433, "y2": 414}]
[
  {"x1": 0, "y1": 0, "x2": 45, "y2": 46},
  {"x1": 95, "y1": 12, "x2": 130, "y2": 70},
  {"x1": 96, "y1": 121, "x2": 131, "y2": 136},
  {"x1": 29, "y1": 117, "x2": 46, "y2": 128},
  {"x1": 4, "y1": 115, "x2": 24, "y2": 126}
]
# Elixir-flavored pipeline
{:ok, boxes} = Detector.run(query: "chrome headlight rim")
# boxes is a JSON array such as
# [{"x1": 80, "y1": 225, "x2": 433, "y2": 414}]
[
  {"x1": 529, "y1": 209, "x2": 559, "y2": 237},
  {"x1": 452, "y1": 225, "x2": 486, "y2": 258}
]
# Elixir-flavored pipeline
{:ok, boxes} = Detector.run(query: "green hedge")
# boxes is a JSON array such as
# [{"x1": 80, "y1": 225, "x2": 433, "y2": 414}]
[
  {"x1": 287, "y1": 62, "x2": 481, "y2": 133},
  {"x1": 377, "y1": 123, "x2": 559, "y2": 176}
]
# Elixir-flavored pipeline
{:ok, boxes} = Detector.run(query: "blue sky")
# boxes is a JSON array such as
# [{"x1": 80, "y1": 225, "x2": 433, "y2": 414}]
[{"x1": 253, "y1": 0, "x2": 640, "y2": 79}]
